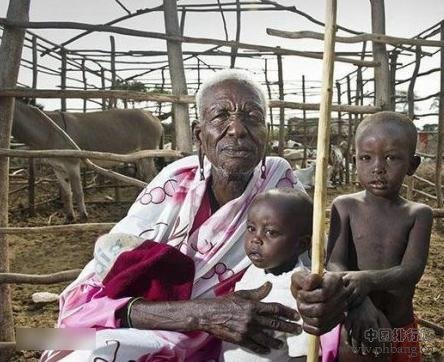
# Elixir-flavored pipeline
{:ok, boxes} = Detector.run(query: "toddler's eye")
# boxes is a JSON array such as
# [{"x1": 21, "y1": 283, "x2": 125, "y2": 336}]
[
  {"x1": 265, "y1": 229, "x2": 279, "y2": 238},
  {"x1": 246, "y1": 225, "x2": 255, "y2": 233},
  {"x1": 386, "y1": 155, "x2": 397, "y2": 161}
]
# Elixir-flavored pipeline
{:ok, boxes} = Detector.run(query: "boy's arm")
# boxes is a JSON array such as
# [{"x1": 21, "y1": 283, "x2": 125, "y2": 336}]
[
  {"x1": 345, "y1": 204, "x2": 433, "y2": 292},
  {"x1": 326, "y1": 197, "x2": 353, "y2": 272}
]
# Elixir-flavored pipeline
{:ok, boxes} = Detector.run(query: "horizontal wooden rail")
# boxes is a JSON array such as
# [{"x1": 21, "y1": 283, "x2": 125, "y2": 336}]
[
  {"x1": 0, "y1": 19, "x2": 377, "y2": 67},
  {"x1": 0, "y1": 222, "x2": 115, "y2": 235},
  {"x1": 0, "y1": 148, "x2": 185, "y2": 162},
  {"x1": 0, "y1": 89, "x2": 382, "y2": 114},
  {"x1": 267, "y1": 29, "x2": 444, "y2": 48},
  {"x1": 0, "y1": 269, "x2": 81, "y2": 284}
]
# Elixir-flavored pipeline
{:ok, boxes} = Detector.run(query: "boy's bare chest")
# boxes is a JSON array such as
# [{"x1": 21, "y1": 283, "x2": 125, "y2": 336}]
[{"x1": 349, "y1": 208, "x2": 412, "y2": 268}]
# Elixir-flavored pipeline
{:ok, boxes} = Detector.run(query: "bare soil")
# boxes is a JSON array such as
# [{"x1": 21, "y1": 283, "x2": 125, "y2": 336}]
[{"x1": 5, "y1": 171, "x2": 443, "y2": 362}]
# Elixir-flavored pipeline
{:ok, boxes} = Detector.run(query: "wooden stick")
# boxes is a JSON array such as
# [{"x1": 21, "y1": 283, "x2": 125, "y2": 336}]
[
  {"x1": 436, "y1": 21, "x2": 444, "y2": 210},
  {"x1": 0, "y1": 88, "x2": 382, "y2": 113},
  {"x1": 266, "y1": 29, "x2": 444, "y2": 48},
  {"x1": 0, "y1": 222, "x2": 115, "y2": 235},
  {"x1": 0, "y1": 148, "x2": 184, "y2": 162},
  {"x1": 0, "y1": 269, "x2": 81, "y2": 284},
  {"x1": 308, "y1": 1, "x2": 337, "y2": 361}
]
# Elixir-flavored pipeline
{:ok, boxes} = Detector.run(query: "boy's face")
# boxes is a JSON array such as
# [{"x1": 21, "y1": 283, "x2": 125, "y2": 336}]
[
  {"x1": 244, "y1": 198, "x2": 306, "y2": 272},
  {"x1": 356, "y1": 123, "x2": 419, "y2": 199}
]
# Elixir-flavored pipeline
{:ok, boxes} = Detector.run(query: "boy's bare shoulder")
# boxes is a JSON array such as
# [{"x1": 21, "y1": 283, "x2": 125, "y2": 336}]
[
  {"x1": 403, "y1": 199, "x2": 433, "y2": 220},
  {"x1": 332, "y1": 191, "x2": 365, "y2": 209}
]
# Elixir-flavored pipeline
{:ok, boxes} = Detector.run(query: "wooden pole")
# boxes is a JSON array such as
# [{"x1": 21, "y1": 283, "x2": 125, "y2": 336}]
[
  {"x1": 60, "y1": 47, "x2": 67, "y2": 111},
  {"x1": 81, "y1": 58, "x2": 87, "y2": 112},
  {"x1": 308, "y1": 0, "x2": 337, "y2": 360},
  {"x1": 0, "y1": 0, "x2": 30, "y2": 355},
  {"x1": 370, "y1": 0, "x2": 392, "y2": 110},
  {"x1": 336, "y1": 80, "x2": 343, "y2": 182},
  {"x1": 264, "y1": 58, "x2": 274, "y2": 135},
  {"x1": 230, "y1": 0, "x2": 241, "y2": 68},
  {"x1": 406, "y1": 46, "x2": 422, "y2": 199},
  {"x1": 31, "y1": 35, "x2": 38, "y2": 93},
  {"x1": 110, "y1": 36, "x2": 116, "y2": 108},
  {"x1": 302, "y1": 75, "x2": 308, "y2": 167},
  {"x1": 277, "y1": 49, "x2": 285, "y2": 157},
  {"x1": 100, "y1": 68, "x2": 106, "y2": 110},
  {"x1": 163, "y1": 0, "x2": 192, "y2": 153},
  {"x1": 345, "y1": 75, "x2": 353, "y2": 184},
  {"x1": 389, "y1": 50, "x2": 398, "y2": 111},
  {"x1": 436, "y1": 21, "x2": 444, "y2": 212}
]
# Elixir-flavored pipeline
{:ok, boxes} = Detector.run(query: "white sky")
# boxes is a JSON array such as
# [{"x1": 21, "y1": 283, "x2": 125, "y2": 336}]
[{"x1": 1, "y1": 0, "x2": 443, "y2": 128}]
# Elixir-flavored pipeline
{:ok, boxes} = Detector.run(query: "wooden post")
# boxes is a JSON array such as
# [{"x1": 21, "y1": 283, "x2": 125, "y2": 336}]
[
  {"x1": 264, "y1": 58, "x2": 274, "y2": 136},
  {"x1": 0, "y1": 0, "x2": 30, "y2": 354},
  {"x1": 406, "y1": 46, "x2": 422, "y2": 199},
  {"x1": 277, "y1": 49, "x2": 285, "y2": 157},
  {"x1": 163, "y1": 0, "x2": 192, "y2": 153},
  {"x1": 31, "y1": 35, "x2": 38, "y2": 92},
  {"x1": 389, "y1": 50, "x2": 398, "y2": 111},
  {"x1": 370, "y1": 0, "x2": 392, "y2": 110},
  {"x1": 308, "y1": 0, "x2": 337, "y2": 360},
  {"x1": 179, "y1": 10, "x2": 186, "y2": 36},
  {"x1": 60, "y1": 47, "x2": 67, "y2": 111},
  {"x1": 436, "y1": 21, "x2": 444, "y2": 211},
  {"x1": 336, "y1": 80, "x2": 343, "y2": 182},
  {"x1": 81, "y1": 58, "x2": 87, "y2": 112},
  {"x1": 109, "y1": 36, "x2": 117, "y2": 109},
  {"x1": 230, "y1": 0, "x2": 241, "y2": 68},
  {"x1": 302, "y1": 75, "x2": 308, "y2": 167},
  {"x1": 345, "y1": 75, "x2": 353, "y2": 184},
  {"x1": 100, "y1": 68, "x2": 106, "y2": 110}
]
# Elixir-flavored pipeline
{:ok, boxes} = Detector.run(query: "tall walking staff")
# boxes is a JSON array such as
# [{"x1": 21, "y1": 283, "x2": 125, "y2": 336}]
[{"x1": 307, "y1": 0, "x2": 337, "y2": 361}]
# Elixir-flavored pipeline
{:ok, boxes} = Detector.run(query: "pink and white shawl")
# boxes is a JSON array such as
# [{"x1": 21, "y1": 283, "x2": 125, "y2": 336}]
[{"x1": 41, "y1": 155, "x2": 304, "y2": 362}]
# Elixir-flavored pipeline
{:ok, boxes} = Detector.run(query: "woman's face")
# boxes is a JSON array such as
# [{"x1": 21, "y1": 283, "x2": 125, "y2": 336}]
[{"x1": 196, "y1": 79, "x2": 267, "y2": 177}]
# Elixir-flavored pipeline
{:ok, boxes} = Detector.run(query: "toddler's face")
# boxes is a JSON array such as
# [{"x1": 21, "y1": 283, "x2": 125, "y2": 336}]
[
  {"x1": 356, "y1": 124, "x2": 415, "y2": 199},
  {"x1": 244, "y1": 199, "x2": 303, "y2": 272}
]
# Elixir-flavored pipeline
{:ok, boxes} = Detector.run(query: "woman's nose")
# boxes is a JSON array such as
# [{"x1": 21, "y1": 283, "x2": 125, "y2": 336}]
[{"x1": 227, "y1": 115, "x2": 247, "y2": 138}]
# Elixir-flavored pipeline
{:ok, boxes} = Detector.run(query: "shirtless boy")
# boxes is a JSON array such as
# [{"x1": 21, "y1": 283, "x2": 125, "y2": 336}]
[{"x1": 327, "y1": 111, "x2": 433, "y2": 361}]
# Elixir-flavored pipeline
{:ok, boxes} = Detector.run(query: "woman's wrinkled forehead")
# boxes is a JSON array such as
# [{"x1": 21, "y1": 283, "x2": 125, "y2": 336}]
[{"x1": 199, "y1": 79, "x2": 266, "y2": 117}]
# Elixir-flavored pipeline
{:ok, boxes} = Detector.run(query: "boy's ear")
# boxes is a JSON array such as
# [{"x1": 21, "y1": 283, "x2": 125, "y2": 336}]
[{"x1": 407, "y1": 154, "x2": 421, "y2": 176}]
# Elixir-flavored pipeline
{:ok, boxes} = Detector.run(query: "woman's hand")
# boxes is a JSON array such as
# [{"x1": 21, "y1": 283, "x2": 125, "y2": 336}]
[
  {"x1": 291, "y1": 271, "x2": 352, "y2": 335},
  {"x1": 344, "y1": 297, "x2": 391, "y2": 357},
  {"x1": 197, "y1": 282, "x2": 302, "y2": 355}
]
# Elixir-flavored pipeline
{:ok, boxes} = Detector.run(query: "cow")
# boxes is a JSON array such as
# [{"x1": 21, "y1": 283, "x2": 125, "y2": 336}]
[
  {"x1": 328, "y1": 143, "x2": 346, "y2": 186},
  {"x1": 12, "y1": 99, "x2": 164, "y2": 223}
]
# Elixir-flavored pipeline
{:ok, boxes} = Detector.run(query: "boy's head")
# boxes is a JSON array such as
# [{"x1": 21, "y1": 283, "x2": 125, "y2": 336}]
[
  {"x1": 355, "y1": 111, "x2": 420, "y2": 198},
  {"x1": 244, "y1": 188, "x2": 313, "y2": 274}
]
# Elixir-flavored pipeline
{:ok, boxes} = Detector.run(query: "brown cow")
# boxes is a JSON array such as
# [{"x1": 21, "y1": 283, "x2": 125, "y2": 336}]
[{"x1": 12, "y1": 100, "x2": 163, "y2": 223}]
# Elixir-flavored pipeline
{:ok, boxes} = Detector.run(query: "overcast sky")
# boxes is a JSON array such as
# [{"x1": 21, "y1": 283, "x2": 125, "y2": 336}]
[{"x1": 1, "y1": 0, "x2": 443, "y2": 126}]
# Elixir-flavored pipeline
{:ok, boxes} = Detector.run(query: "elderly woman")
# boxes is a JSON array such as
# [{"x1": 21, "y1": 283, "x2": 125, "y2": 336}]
[{"x1": 42, "y1": 70, "x2": 347, "y2": 362}]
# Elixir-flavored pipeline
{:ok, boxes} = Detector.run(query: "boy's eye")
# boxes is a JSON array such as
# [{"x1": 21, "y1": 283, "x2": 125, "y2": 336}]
[
  {"x1": 358, "y1": 155, "x2": 370, "y2": 161},
  {"x1": 246, "y1": 225, "x2": 255, "y2": 233},
  {"x1": 386, "y1": 155, "x2": 397, "y2": 161}
]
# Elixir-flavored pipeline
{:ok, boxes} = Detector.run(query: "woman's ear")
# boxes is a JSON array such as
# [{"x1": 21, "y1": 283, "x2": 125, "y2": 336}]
[
  {"x1": 192, "y1": 121, "x2": 202, "y2": 145},
  {"x1": 407, "y1": 154, "x2": 421, "y2": 176}
]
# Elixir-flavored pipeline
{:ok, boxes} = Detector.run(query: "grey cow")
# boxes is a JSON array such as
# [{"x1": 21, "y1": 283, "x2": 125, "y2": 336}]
[{"x1": 12, "y1": 100, "x2": 163, "y2": 223}]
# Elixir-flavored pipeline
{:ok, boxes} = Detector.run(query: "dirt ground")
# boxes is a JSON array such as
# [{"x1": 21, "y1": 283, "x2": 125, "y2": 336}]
[{"x1": 5, "y1": 168, "x2": 444, "y2": 362}]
